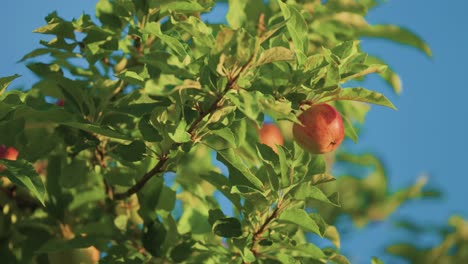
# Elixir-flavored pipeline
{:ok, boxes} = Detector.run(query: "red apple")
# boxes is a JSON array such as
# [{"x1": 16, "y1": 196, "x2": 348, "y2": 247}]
[
  {"x1": 0, "y1": 145, "x2": 19, "y2": 173},
  {"x1": 0, "y1": 145, "x2": 18, "y2": 161},
  {"x1": 259, "y1": 123, "x2": 284, "y2": 153},
  {"x1": 293, "y1": 103, "x2": 344, "y2": 154}
]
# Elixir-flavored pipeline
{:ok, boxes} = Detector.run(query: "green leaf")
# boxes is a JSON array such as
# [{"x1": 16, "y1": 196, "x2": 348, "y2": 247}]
[
  {"x1": 226, "y1": 90, "x2": 262, "y2": 121},
  {"x1": 168, "y1": 119, "x2": 192, "y2": 143},
  {"x1": 284, "y1": 243, "x2": 326, "y2": 259},
  {"x1": 208, "y1": 209, "x2": 226, "y2": 226},
  {"x1": 324, "y1": 226, "x2": 341, "y2": 249},
  {"x1": 60, "y1": 159, "x2": 89, "y2": 188},
  {"x1": 278, "y1": 209, "x2": 321, "y2": 235},
  {"x1": 306, "y1": 154, "x2": 327, "y2": 177},
  {"x1": 323, "y1": 248, "x2": 350, "y2": 264},
  {"x1": 36, "y1": 236, "x2": 104, "y2": 253},
  {"x1": 200, "y1": 171, "x2": 242, "y2": 210},
  {"x1": 294, "y1": 184, "x2": 340, "y2": 207},
  {"x1": 371, "y1": 257, "x2": 385, "y2": 264},
  {"x1": 142, "y1": 220, "x2": 167, "y2": 257},
  {"x1": 138, "y1": 115, "x2": 163, "y2": 142},
  {"x1": 170, "y1": 239, "x2": 195, "y2": 262},
  {"x1": 277, "y1": 146, "x2": 290, "y2": 188},
  {"x1": 320, "y1": 87, "x2": 397, "y2": 110},
  {"x1": 341, "y1": 114, "x2": 358, "y2": 143},
  {"x1": 254, "y1": 47, "x2": 295, "y2": 67},
  {"x1": 114, "y1": 141, "x2": 147, "y2": 162},
  {"x1": 139, "y1": 177, "x2": 176, "y2": 216},
  {"x1": 160, "y1": 0, "x2": 206, "y2": 13},
  {"x1": 366, "y1": 55, "x2": 402, "y2": 94},
  {"x1": 68, "y1": 187, "x2": 106, "y2": 210},
  {"x1": 226, "y1": 0, "x2": 248, "y2": 29},
  {"x1": 218, "y1": 149, "x2": 264, "y2": 190},
  {"x1": 62, "y1": 122, "x2": 131, "y2": 140},
  {"x1": 174, "y1": 16, "x2": 214, "y2": 53},
  {"x1": 359, "y1": 25, "x2": 432, "y2": 57},
  {"x1": 0, "y1": 74, "x2": 21, "y2": 95},
  {"x1": 114, "y1": 215, "x2": 129, "y2": 231},
  {"x1": 116, "y1": 71, "x2": 145, "y2": 86},
  {"x1": 205, "y1": 127, "x2": 238, "y2": 150},
  {"x1": 231, "y1": 185, "x2": 266, "y2": 196},
  {"x1": 0, "y1": 159, "x2": 46, "y2": 206},
  {"x1": 142, "y1": 22, "x2": 187, "y2": 58},
  {"x1": 33, "y1": 20, "x2": 75, "y2": 39},
  {"x1": 212, "y1": 217, "x2": 242, "y2": 238},
  {"x1": 332, "y1": 41, "x2": 359, "y2": 61},
  {"x1": 278, "y1": 1, "x2": 308, "y2": 65},
  {"x1": 242, "y1": 247, "x2": 256, "y2": 262},
  {"x1": 310, "y1": 174, "x2": 336, "y2": 186},
  {"x1": 259, "y1": 97, "x2": 300, "y2": 124}
]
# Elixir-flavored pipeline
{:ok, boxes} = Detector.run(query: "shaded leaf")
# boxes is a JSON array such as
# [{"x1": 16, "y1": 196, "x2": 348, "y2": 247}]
[
  {"x1": 0, "y1": 74, "x2": 21, "y2": 95},
  {"x1": 62, "y1": 122, "x2": 131, "y2": 140},
  {"x1": 0, "y1": 159, "x2": 46, "y2": 206},
  {"x1": 212, "y1": 218, "x2": 242, "y2": 238},
  {"x1": 114, "y1": 141, "x2": 146, "y2": 162}
]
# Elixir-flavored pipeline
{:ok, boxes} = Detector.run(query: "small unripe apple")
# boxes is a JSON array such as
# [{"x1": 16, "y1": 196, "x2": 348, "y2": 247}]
[
  {"x1": 293, "y1": 103, "x2": 344, "y2": 154},
  {"x1": 259, "y1": 123, "x2": 284, "y2": 153}
]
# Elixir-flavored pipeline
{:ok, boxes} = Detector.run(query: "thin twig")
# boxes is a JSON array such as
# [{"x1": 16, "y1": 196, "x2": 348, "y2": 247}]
[{"x1": 113, "y1": 155, "x2": 168, "y2": 200}]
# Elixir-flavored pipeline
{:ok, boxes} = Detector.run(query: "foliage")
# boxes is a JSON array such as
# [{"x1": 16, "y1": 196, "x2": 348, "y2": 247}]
[
  {"x1": 0, "y1": 0, "x2": 433, "y2": 263},
  {"x1": 387, "y1": 216, "x2": 468, "y2": 264}
]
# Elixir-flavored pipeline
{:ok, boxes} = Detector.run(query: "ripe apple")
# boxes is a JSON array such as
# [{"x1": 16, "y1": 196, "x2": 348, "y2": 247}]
[
  {"x1": 293, "y1": 103, "x2": 344, "y2": 154},
  {"x1": 0, "y1": 145, "x2": 19, "y2": 173},
  {"x1": 259, "y1": 123, "x2": 284, "y2": 153},
  {"x1": 0, "y1": 145, "x2": 18, "y2": 160}
]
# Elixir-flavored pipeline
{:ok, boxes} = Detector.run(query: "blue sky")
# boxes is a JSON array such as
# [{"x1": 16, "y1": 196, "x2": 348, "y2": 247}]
[{"x1": 1, "y1": 1, "x2": 467, "y2": 263}]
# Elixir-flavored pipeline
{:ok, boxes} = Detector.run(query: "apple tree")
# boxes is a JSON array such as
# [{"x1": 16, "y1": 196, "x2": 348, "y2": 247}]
[{"x1": 0, "y1": 0, "x2": 433, "y2": 263}]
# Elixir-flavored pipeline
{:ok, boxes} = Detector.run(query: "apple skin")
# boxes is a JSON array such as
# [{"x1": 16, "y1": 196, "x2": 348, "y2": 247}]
[
  {"x1": 259, "y1": 123, "x2": 284, "y2": 153},
  {"x1": 0, "y1": 145, "x2": 18, "y2": 160},
  {"x1": 293, "y1": 103, "x2": 344, "y2": 154},
  {"x1": 0, "y1": 145, "x2": 19, "y2": 173}
]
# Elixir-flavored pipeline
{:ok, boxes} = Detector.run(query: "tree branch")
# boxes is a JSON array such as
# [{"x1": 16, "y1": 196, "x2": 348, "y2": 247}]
[
  {"x1": 113, "y1": 155, "x2": 168, "y2": 200},
  {"x1": 113, "y1": 54, "x2": 256, "y2": 200},
  {"x1": 251, "y1": 204, "x2": 281, "y2": 249}
]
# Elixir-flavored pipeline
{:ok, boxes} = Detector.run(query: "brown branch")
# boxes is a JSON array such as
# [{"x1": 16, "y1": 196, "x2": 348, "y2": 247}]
[
  {"x1": 113, "y1": 155, "x2": 168, "y2": 200},
  {"x1": 252, "y1": 205, "x2": 281, "y2": 248}
]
